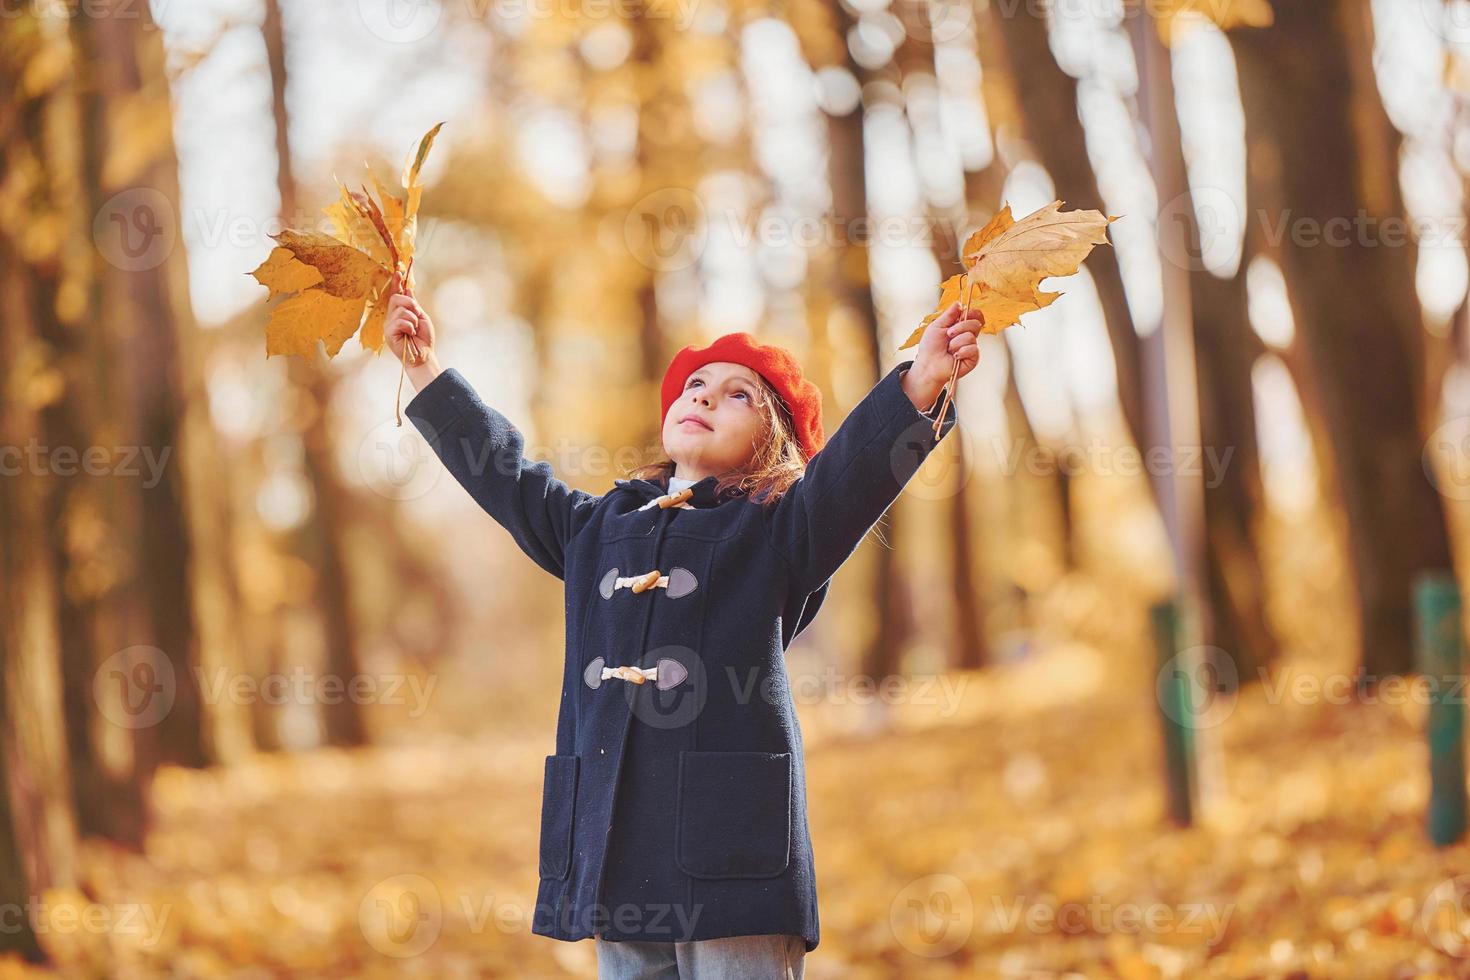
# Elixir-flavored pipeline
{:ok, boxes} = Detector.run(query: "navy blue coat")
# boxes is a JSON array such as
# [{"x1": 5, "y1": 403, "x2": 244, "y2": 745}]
[{"x1": 405, "y1": 358, "x2": 957, "y2": 953}]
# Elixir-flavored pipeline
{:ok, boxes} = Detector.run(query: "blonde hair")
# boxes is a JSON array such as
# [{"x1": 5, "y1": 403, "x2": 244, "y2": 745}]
[{"x1": 627, "y1": 371, "x2": 808, "y2": 506}]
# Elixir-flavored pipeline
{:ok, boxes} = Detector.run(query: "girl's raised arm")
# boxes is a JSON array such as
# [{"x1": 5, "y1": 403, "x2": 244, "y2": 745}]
[
  {"x1": 385, "y1": 278, "x2": 595, "y2": 580},
  {"x1": 759, "y1": 359, "x2": 956, "y2": 597},
  {"x1": 405, "y1": 369, "x2": 597, "y2": 580}
]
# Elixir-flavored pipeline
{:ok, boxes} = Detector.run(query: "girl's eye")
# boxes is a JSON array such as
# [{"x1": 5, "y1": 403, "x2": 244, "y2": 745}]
[{"x1": 685, "y1": 377, "x2": 753, "y2": 402}]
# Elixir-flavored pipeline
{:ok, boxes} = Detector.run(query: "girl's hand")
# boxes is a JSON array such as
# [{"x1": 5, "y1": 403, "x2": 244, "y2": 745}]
[
  {"x1": 385, "y1": 271, "x2": 442, "y2": 391},
  {"x1": 385, "y1": 271, "x2": 434, "y2": 360},
  {"x1": 903, "y1": 301, "x2": 983, "y2": 410}
]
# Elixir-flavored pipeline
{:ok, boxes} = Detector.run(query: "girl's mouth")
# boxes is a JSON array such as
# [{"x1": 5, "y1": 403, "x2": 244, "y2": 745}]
[{"x1": 679, "y1": 417, "x2": 713, "y2": 431}]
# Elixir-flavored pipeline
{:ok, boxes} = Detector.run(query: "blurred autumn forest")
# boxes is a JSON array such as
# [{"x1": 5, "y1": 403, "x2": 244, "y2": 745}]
[{"x1": 4, "y1": 0, "x2": 1470, "y2": 976}]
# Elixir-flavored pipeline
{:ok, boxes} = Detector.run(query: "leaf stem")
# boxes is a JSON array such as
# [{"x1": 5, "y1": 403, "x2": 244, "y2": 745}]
[
  {"x1": 933, "y1": 276, "x2": 969, "y2": 437},
  {"x1": 395, "y1": 333, "x2": 411, "y2": 428}
]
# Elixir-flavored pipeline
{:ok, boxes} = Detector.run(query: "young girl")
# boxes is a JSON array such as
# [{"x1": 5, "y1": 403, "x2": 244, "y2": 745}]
[{"x1": 387, "y1": 278, "x2": 981, "y2": 979}]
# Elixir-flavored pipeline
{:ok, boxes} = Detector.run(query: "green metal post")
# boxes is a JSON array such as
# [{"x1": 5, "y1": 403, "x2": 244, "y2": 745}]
[
  {"x1": 1416, "y1": 572, "x2": 1466, "y2": 848},
  {"x1": 1151, "y1": 599, "x2": 1197, "y2": 827}
]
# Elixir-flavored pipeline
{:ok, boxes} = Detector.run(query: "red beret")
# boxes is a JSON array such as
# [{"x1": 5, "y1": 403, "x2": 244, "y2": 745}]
[{"x1": 660, "y1": 332, "x2": 825, "y2": 461}]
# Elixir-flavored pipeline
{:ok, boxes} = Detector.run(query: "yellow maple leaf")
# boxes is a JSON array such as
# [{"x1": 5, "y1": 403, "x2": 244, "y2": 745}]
[
  {"x1": 370, "y1": 171, "x2": 408, "y2": 255},
  {"x1": 960, "y1": 205, "x2": 1014, "y2": 262},
  {"x1": 901, "y1": 199, "x2": 1117, "y2": 350},
  {"x1": 358, "y1": 275, "x2": 395, "y2": 353},
  {"x1": 250, "y1": 122, "x2": 445, "y2": 359},
  {"x1": 1153, "y1": 0, "x2": 1273, "y2": 45},
  {"x1": 269, "y1": 230, "x2": 384, "y2": 298},
  {"x1": 323, "y1": 183, "x2": 396, "y2": 272},
  {"x1": 400, "y1": 120, "x2": 443, "y2": 264},
  {"x1": 252, "y1": 247, "x2": 323, "y2": 301},
  {"x1": 264, "y1": 289, "x2": 372, "y2": 359}
]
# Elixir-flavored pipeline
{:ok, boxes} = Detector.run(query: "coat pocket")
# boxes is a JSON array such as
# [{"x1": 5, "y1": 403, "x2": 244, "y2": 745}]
[
  {"x1": 675, "y1": 750, "x2": 792, "y2": 879},
  {"x1": 538, "y1": 754, "x2": 579, "y2": 880}
]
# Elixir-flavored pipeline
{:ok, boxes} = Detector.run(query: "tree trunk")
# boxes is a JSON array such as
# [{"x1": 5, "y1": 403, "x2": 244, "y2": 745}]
[
  {"x1": 0, "y1": 656, "x2": 47, "y2": 963},
  {"x1": 891, "y1": 8, "x2": 991, "y2": 669},
  {"x1": 1230, "y1": 0, "x2": 1454, "y2": 678},
  {"x1": 827, "y1": 0, "x2": 907, "y2": 681},
  {"x1": 990, "y1": 4, "x2": 1147, "y2": 450},
  {"x1": 262, "y1": 0, "x2": 367, "y2": 747},
  {"x1": 1149, "y1": 19, "x2": 1277, "y2": 683},
  {"x1": 0, "y1": 202, "x2": 74, "y2": 971},
  {"x1": 69, "y1": 0, "x2": 210, "y2": 770},
  {"x1": 11, "y1": 7, "x2": 158, "y2": 843},
  {"x1": 629, "y1": 1, "x2": 678, "y2": 402},
  {"x1": 1191, "y1": 260, "x2": 1274, "y2": 683}
]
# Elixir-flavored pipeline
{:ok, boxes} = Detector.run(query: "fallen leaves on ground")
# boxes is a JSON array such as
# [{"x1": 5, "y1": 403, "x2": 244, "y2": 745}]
[{"x1": 5, "y1": 631, "x2": 1467, "y2": 978}]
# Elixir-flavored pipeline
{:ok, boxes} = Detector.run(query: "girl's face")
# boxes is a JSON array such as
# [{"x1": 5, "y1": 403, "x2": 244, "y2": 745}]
[{"x1": 661, "y1": 361, "x2": 769, "y2": 480}]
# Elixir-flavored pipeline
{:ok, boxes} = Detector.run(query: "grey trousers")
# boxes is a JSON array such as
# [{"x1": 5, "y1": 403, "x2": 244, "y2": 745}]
[{"x1": 594, "y1": 933, "x2": 806, "y2": 980}]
